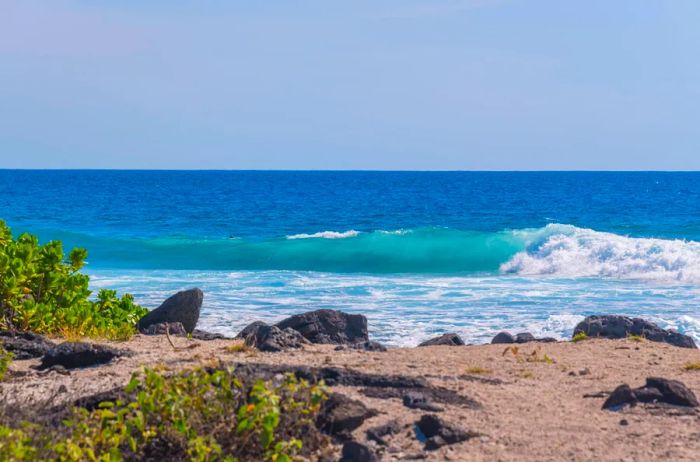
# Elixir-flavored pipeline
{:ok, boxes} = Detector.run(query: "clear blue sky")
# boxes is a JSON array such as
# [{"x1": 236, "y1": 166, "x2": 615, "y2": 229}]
[{"x1": 1, "y1": 0, "x2": 699, "y2": 170}]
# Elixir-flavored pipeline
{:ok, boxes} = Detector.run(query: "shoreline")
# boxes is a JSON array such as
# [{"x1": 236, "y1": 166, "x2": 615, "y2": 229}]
[{"x1": 3, "y1": 333, "x2": 700, "y2": 461}]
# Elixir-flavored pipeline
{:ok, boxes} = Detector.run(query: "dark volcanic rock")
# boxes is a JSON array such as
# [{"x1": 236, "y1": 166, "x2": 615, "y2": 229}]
[
  {"x1": 603, "y1": 384, "x2": 637, "y2": 410},
  {"x1": 0, "y1": 331, "x2": 56, "y2": 360},
  {"x1": 39, "y1": 342, "x2": 126, "y2": 370},
  {"x1": 646, "y1": 377, "x2": 699, "y2": 407},
  {"x1": 366, "y1": 420, "x2": 403, "y2": 446},
  {"x1": 418, "y1": 333, "x2": 465, "y2": 347},
  {"x1": 235, "y1": 321, "x2": 268, "y2": 340},
  {"x1": 402, "y1": 392, "x2": 444, "y2": 412},
  {"x1": 335, "y1": 341, "x2": 387, "y2": 352},
  {"x1": 340, "y1": 441, "x2": 378, "y2": 462},
  {"x1": 138, "y1": 288, "x2": 203, "y2": 334},
  {"x1": 491, "y1": 332, "x2": 515, "y2": 344},
  {"x1": 141, "y1": 322, "x2": 187, "y2": 336},
  {"x1": 515, "y1": 332, "x2": 536, "y2": 343},
  {"x1": 317, "y1": 393, "x2": 377, "y2": 439},
  {"x1": 361, "y1": 386, "x2": 480, "y2": 409},
  {"x1": 415, "y1": 414, "x2": 477, "y2": 450},
  {"x1": 191, "y1": 329, "x2": 228, "y2": 341},
  {"x1": 276, "y1": 309, "x2": 368, "y2": 345},
  {"x1": 574, "y1": 315, "x2": 696, "y2": 349},
  {"x1": 602, "y1": 377, "x2": 699, "y2": 409},
  {"x1": 247, "y1": 325, "x2": 308, "y2": 352}
]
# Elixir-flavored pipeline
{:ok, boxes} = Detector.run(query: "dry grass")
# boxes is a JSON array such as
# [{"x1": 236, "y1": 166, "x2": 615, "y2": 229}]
[
  {"x1": 465, "y1": 366, "x2": 493, "y2": 375},
  {"x1": 682, "y1": 362, "x2": 700, "y2": 371},
  {"x1": 224, "y1": 340, "x2": 254, "y2": 354}
]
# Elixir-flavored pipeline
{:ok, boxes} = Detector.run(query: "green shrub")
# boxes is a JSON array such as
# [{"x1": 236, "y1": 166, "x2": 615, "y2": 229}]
[
  {"x1": 0, "y1": 347, "x2": 11, "y2": 381},
  {"x1": 571, "y1": 331, "x2": 588, "y2": 343},
  {"x1": 0, "y1": 220, "x2": 146, "y2": 339},
  {"x1": 0, "y1": 367, "x2": 328, "y2": 461}
]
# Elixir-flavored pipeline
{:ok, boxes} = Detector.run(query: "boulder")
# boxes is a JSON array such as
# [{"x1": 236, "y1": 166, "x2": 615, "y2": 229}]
[
  {"x1": 340, "y1": 441, "x2": 378, "y2": 462},
  {"x1": 415, "y1": 414, "x2": 478, "y2": 450},
  {"x1": 317, "y1": 393, "x2": 377, "y2": 439},
  {"x1": 39, "y1": 342, "x2": 126, "y2": 370},
  {"x1": 235, "y1": 321, "x2": 268, "y2": 340},
  {"x1": 138, "y1": 288, "x2": 203, "y2": 334},
  {"x1": 246, "y1": 325, "x2": 308, "y2": 352},
  {"x1": 573, "y1": 315, "x2": 696, "y2": 349},
  {"x1": 418, "y1": 333, "x2": 465, "y2": 347},
  {"x1": 191, "y1": 329, "x2": 228, "y2": 341},
  {"x1": 141, "y1": 322, "x2": 187, "y2": 336},
  {"x1": 276, "y1": 309, "x2": 368, "y2": 344},
  {"x1": 0, "y1": 331, "x2": 56, "y2": 360},
  {"x1": 602, "y1": 377, "x2": 698, "y2": 409},
  {"x1": 366, "y1": 420, "x2": 403, "y2": 446},
  {"x1": 491, "y1": 332, "x2": 515, "y2": 344},
  {"x1": 515, "y1": 332, "x2": 536, "y2": 343}
]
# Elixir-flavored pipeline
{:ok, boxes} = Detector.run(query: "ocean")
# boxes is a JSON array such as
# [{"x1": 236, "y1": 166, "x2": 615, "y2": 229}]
[{"x1": 1, "y1": 170, "x2": 699, "y2": 346}]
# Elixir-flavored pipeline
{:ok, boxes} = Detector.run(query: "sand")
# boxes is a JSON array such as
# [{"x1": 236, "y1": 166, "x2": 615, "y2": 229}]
[{"x1": 3, "y1": 335, "x2": 700, "y2": 461}]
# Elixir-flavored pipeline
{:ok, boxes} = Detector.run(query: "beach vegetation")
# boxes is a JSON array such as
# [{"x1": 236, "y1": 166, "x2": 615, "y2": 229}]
[
  {"x1": 224, "y1": 340, "x2": 254, "y2": 354},
  {"x1": 682, "y1": 362, "x2": 700, "y2": 371},
  {"x1": 0, "y1": 347, "x2": 11, "y2": 381},
  {"x1": 626, "y1": 334, "x2": 646, "y2": 342},
  {"x1": 571, "y1": 332, "x2": 588, "y2": 343},
  {"x1": 464, "y1": 366, "x2": 492, "y2": 375},
  {"x1": 0, "y1": 366, "x2": 329, "y2": 461},
  {"x1": 0, "y1": 220, "x2": 147, "y2": 340}
]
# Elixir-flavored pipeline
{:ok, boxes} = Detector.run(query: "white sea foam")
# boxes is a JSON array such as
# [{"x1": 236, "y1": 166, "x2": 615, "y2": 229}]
[
  {"x1": 501, "y1": 224, "x2": 700, "y2": 283},
  {"x1": 286, "y1": 230, "x2": 360, "y2": 239}
]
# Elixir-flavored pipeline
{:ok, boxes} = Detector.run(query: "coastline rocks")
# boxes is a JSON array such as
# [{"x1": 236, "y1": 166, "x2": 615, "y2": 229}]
[
  {"x1": 403, "y1": 391, "x2": 444, "y2": 412},
  {"x1": 367, "y1": 420, "x2": 403, "y2": 446},
  {"x1": 236, "y1": 321, "x2": 309, "y2": 352},
  {"x1": 340, "y1": 441, "x2": 378, "y2": 462},
  {"x1": 38, "y1": 342, "x2": 127, "y2": 370},
  {"x1": 191, "y1": 329, "x2": 228, "y2": 341},
  {"x1": 275, "y1": 309, "x2": 368, "y2": 345},
  {"x1": 574, "y1": 315, "x2": 696, "y2": 349},
  {"x1": 490, "y1": 331, "x2": 556, "y2": 344},
  {"x1": 141, "y1": 322, "x2": 187, "y2": 336},
  {"x1": 0, "y1": 331, "x2": 56, "y2": 360},
  {"x1": 317, "y1": 393, "x2": 377, "y2": 439},
  {"x1": 335, "y1": 341, "x2": 387, "y2": 352},
  {"x1": 418, "y1": 333, "x2": 465, "y2": 347},
  {"x1": 138, "y1": 288, "x2": 203, "y2": 334},
  {"x1": 415, "y1": 414, "x2": 478, "y2": 450},
  {"x1": 603, "y1": 377, "x2": 699, "y2": 409},
  {"x1": 491, "y1": 332, "x2": 515, "y2": 344}
]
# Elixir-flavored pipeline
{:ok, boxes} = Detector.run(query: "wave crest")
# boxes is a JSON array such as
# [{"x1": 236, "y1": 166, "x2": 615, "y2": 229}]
[{"x1": 501, "y1": 224, "x2": 700, "y2": 283}]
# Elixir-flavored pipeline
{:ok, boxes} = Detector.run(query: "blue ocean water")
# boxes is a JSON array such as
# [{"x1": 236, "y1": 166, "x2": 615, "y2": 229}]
[{"x1": 1, "y1": 170, "x2": 700, "y2": 345}]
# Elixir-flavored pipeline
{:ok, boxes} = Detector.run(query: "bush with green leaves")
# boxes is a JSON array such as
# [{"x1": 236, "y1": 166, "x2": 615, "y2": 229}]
[
  {"x1": 0, "y1": 366, "x2": 329, "y2": 461},
  {"x1": 0, "y1": 220, "x2": 146, "y2": 339}
]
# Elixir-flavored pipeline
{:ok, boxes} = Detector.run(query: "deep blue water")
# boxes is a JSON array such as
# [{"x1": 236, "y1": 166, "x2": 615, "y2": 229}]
[{"x1": 1, "y1": 170, "x2": 699, "y2": 345}]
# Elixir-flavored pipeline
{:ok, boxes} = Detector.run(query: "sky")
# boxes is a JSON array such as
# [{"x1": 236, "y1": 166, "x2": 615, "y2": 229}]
[{"x1": 1, "y1": 0, "x2": 699, "y2": 170}]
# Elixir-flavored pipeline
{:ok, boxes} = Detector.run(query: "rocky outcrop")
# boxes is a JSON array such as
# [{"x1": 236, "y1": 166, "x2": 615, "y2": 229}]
[
  {"x1": 138, "y1": 288, "x2": 203, "y2": 334},
  {"x1": 574, "y1": 315, "x2": 696, "y2": 348},
  {"x1": 243, "y1": 323, "x2": 309, "y2": 352},
  {"x1": 416, "y1": 414, "x2": 479, "y2": 450},
  {"x1": 340, "y1": 441, "x2": 378, "y2": 462},
  {"x1": 317, "y1": 393, "x2": 377, "y2": 439},
  {"x1": 275, "y1": 309, "x2": 368, "y2": 345},
  {"x1": 38, "y1": 342, "x2": 127, "y2": 370},
  {"x1": 141, "y1": 322, "x2": 187, "y2": 336},
  {"x1": 335, "y1": 341, "x2": 387, "y2": 352},
  {"x1": 0, "y1": 331, "x2": 56, "y2": 360},
  {"x1": 603, "y1": 377, "x2": 699, "y2": 409},
  {"x1": 418, "y1": 333, "x2": 465, "y2": 347},
  {"x1": 490, "y1": 331, "x2": 556, "y2": 344}
]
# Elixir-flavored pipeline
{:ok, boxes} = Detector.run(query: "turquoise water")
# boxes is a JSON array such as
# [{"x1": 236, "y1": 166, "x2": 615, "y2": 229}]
[{"x1": 2, "y1": 171, "x2": 700, "y2": 345}]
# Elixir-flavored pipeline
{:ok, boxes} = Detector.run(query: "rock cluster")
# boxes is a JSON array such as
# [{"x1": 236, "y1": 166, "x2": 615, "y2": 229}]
[
  {"x1": 603, "y1": 377, "x2": 699, "y2": 409},
  {"x1": 574, "y1": 315, "x2": 696, "y2": 348}
]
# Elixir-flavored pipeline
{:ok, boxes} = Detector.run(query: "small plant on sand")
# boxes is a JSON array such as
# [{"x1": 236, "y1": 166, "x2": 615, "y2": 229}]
[
  {"x1": 0, "y1": 347, "x2": 12, "y2": 381},
  {"x1": 682, "y1": 362, "x2": 700, "y2": 371},
  {"x1": 225, "y1": 340, "x2": 254, "y2": 354},
  {"x1": 0, "y1": 366, "x2": 328, "y2": 461},
  {"x1": 519, "y1": 368, "x2": 534, "y2": 379},
  {"x1": 627, "y1": 334, "x2": 646, "y2": 342},
  {"x1": 464, "y1": 366, "x2": 492, "y2": 375},
  {"x1": 572, "y1": 332, "x2": 588, "y2": 343},
  {"x1": 0, "y1": 220, "x2": 147, "y2": 339}
]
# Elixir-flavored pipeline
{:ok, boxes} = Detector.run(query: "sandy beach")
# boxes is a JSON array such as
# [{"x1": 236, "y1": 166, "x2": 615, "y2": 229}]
[{"x1": 3, "y1": 334, "x2": 700, "y2": 461}]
